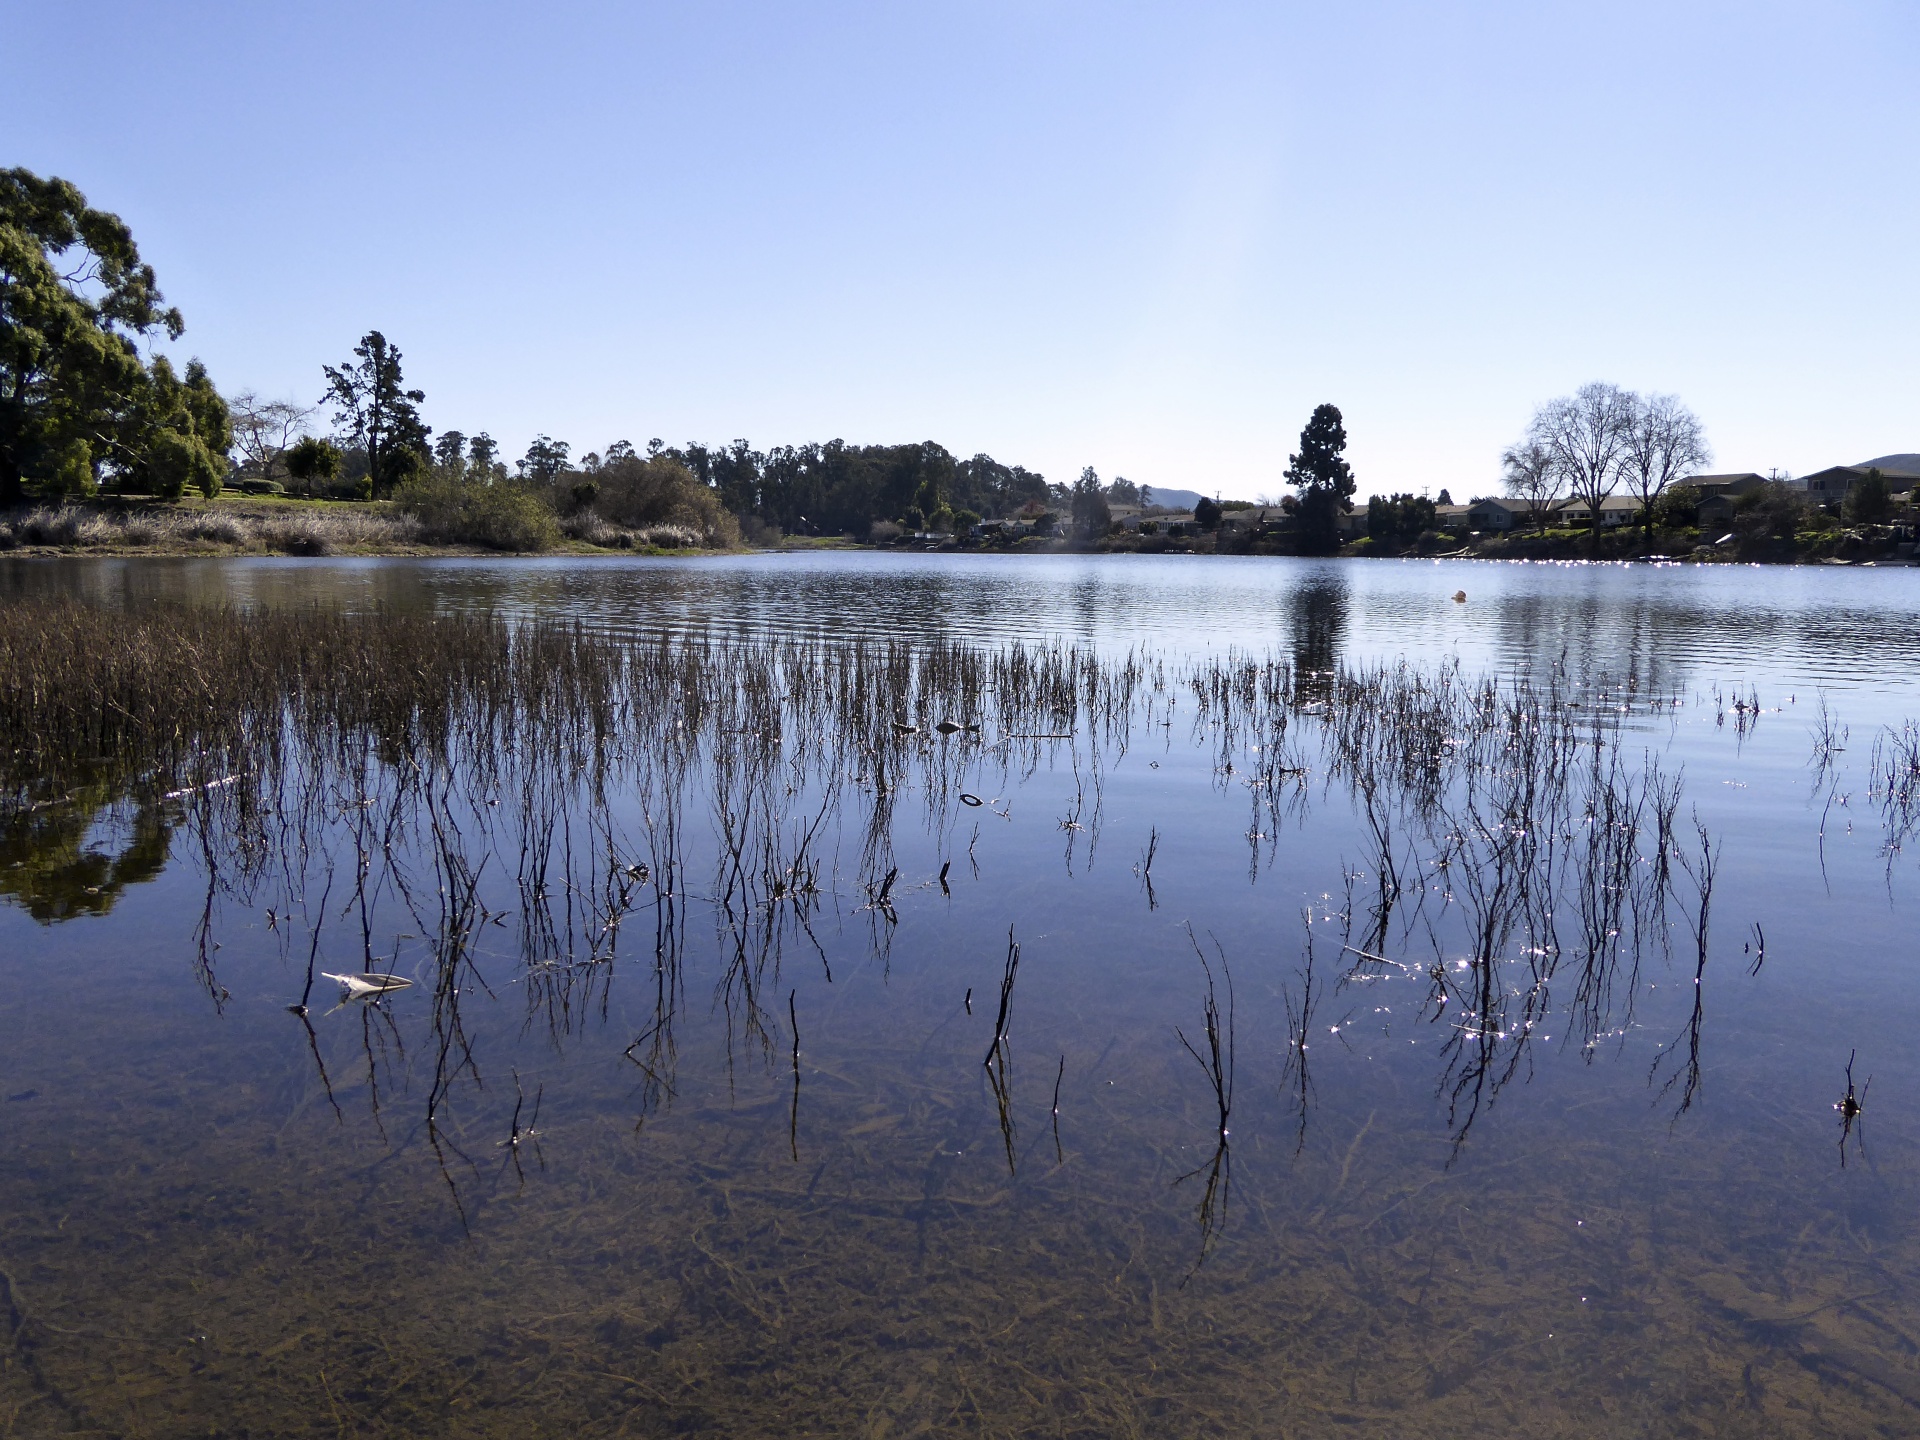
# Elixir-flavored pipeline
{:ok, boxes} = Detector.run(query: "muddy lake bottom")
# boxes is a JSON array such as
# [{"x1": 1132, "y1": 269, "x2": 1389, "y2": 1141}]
[{"x1": 5, "y1": 552, "x2": 1920, "y2": 1437}]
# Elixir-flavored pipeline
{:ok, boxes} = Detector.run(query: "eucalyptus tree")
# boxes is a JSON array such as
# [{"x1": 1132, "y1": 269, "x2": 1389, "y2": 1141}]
[
  {"x1": 467, "y1": 433, "x2": 504, "y2": 483},
  {"x1": 432, "y1": 430, "x2": 468, "y2": 477},
  {"x1": 0, "y1": 167, "x2": 230, "y2": 502},
  {"x1": 517, "y1": 435, "x2": 571, "y2": 485}
]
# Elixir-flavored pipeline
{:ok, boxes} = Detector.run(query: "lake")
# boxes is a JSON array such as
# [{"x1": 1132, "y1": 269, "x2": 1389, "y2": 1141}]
[{"x1": 4, "y1": 551, "x2": 1920, "y2": 1437}]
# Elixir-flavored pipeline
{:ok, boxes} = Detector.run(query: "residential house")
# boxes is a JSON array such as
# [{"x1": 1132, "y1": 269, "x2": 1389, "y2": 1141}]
[
  {"x1": 1686, "y1": 472, "x2": 1766, "y2": 498},
  {"x1": 1215, "y1": 505, "x2": 1286, "y2": 538},
  {"x1": 1801, "y1": 461, "x2": 1920, "y2": 509},
  {"x1": 1434, "y1": 503, "x2": 1471, "y2": 531},
  {"x1": 1465, "y1": 496, "x2": 1533, "y2": 531},
  {"x1": 1556, "y1": 494, "x2": 1642, "y2": 529},
  {"x1": 1687, "y1": 474, "x2": 1766, "y2": 531}
]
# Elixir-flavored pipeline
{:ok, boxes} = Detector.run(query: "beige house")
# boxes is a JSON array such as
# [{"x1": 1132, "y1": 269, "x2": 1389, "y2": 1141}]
[{"x1": 1556, "y1": 494, "x2": 1641, "y2": 528}]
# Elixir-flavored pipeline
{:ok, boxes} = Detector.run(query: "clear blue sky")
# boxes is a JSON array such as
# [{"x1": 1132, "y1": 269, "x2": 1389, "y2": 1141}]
[{"x1": 5, "y1": 1, "x2": 1914, "y2": 499}]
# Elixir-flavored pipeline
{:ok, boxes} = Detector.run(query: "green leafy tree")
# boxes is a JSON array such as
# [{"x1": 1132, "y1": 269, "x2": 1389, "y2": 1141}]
[
  {"x1": 432, "y1": 429, "x2": 468, "y2": 477},
  {"x1": 1, "y1": 168, "x2": 230, "y2": 502},
  {"x1": 1654, "y1": 483, "x2": 1701, "y2": 529},
  {"x1": 119, "y1": 356, "x2": 231, "y2": 498},
  {"x1": 1071, "y1": 466, "x2": 1111, "y2": 537},
  {"x1": 284, "y1": 436, "x2": 343, "y2": 498},
  {"x1": 321, "y1": 331, "x2": 429, "y2": 497},
  {"x1": 1366, "y1": 492, "x2": 1435, "y2": 542},
  {"x1": 467, "y1": 433, "x2": 504, "y2": 483},
  {"x1": 518, "y1": 434, "x2": 571, "y2": 483},
  {"x1": 1847, "y1": 468, "x2": 1892, "y2": 526},
  {"x1": 1284, "y1": 403, "x2": 1356, "y2": 553},
  {"x1": 1733, "y1": 481, "x2": 1810, "y2": 545},
  {"x1": 1104, "y1": 476, "x2": 1140, "y2": 506},
  {"x1": 1194, "y1": 496, "x2": 1223, "y2": 529}
]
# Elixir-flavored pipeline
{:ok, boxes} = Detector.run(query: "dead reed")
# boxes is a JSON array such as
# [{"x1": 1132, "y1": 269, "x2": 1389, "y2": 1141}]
[{"x1": 2, "y1": 598, "x2": 1735, "y2": 1195}]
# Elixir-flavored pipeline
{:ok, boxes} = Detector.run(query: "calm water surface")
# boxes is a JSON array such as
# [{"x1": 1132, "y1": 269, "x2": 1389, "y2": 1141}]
[{"x1": 4, "y1": 552, "x2": 1920, "y2": 1437}]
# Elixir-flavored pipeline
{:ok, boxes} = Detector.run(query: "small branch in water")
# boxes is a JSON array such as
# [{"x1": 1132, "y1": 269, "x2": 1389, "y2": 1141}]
[
  {"x1": 1136, "y1": 825, "x2": 1160, "y2": 909},
  {"x1": 789, "y1": 988, "x2": 801, "y2": 1163},
  {"x1": 1051, "y1": 1053, "x2": 1066, "y2": 1164},
  {"x1": 1837, "y1": 1048, "x2": 1870, "y2": 1168},
  {"x1": 982, "y1": 929, "x2": 1022, "y2": 1175}
]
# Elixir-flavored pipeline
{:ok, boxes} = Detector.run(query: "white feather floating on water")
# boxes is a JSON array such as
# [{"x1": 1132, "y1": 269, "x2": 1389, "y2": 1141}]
[
  {"x1": 164, "y1": 775, "x2": 241, "y2": 801},
  {"x1": 322, "y1": 972, "x2": 414, "y2": 997}
]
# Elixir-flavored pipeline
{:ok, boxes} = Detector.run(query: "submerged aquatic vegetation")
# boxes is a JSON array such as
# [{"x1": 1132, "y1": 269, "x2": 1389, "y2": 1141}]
[
  {"x1": 0, "y1": 599, "x2": 1715, "y2": 1162},
  {"x1": 9, "y1": 597, "x2": 1920, "y2": 1434}
]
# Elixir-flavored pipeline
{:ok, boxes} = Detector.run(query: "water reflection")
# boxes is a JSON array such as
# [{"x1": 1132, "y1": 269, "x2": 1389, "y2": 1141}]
[
  {"x1": 9, "y1": 592, "x2": 1920, "y2": 1432},
  {"x1": 1288, "y1": 569, "x2": 1349, "y2": 682},
  {"x1": 12, "y1": 553, "x2": 1920, "y2": 702},
  {"x1": 0, "y1": 775, "x2": 172, "y2": 922}
]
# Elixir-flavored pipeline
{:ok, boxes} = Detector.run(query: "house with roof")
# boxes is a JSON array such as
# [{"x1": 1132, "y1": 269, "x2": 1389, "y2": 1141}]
[
  {"x1": 1463, "y1": 496, "x2": 1534, "y2": 531},
  {"x1": 1214, "y1": 504, "x2": 1289, "y2": 538},
  {"x1": 1557, "y1": 494, "x2": 1643, "y2": 529},
  {"x1": 1688, "y1": 473, "x2": 1767, "y2": 531},
  {"x1": 1801, "y1": 458, "x2": 1920, "y2": 508}
]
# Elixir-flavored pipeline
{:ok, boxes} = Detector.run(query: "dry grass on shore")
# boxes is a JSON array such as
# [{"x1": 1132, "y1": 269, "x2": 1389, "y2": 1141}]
[
  {"x1": 0, "y1": 503, "x2": 421, "y2": 556},
  {"x1": 0, "y1": 502, "x2": 718, "y2": 557}
]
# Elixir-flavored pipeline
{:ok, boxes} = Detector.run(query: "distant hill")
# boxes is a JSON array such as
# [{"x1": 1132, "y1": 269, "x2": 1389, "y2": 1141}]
[
  {"x1": 1859, "y1": 454, "x2": 1920, "y2": 473},
  {"x1": 1138, "y1": 486, "x2": 1203, "y2": 511}
]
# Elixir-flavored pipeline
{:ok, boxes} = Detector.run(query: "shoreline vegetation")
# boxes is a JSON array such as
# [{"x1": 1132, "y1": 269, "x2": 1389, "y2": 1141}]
[{"x1": 1, "y1": 492, "x2": 1914, "y2": 566}]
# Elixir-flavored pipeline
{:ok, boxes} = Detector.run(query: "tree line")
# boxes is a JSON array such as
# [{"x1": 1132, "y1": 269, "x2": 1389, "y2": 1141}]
[{"x1": 2, "y1": 166, "x2": 1372, "y2": 552}]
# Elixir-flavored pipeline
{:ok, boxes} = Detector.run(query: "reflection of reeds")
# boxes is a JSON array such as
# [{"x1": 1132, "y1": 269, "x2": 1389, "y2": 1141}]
[
  {"x1": 982, "y1": 930, "x2": 1021, "y2": 1174},
  {"x1": 1, "y1": 598, "x2": 1749, "y2": 1199},
  {"x1": 1175, "y1": 931, "x2": 1234, "y2": 1274},
  {"x1": 1871, "y1": 719, "x2": 1920, "y2": 866},
  {"x1": 1652, "y1": 814, "x2": 1717, "y2": 1119}
]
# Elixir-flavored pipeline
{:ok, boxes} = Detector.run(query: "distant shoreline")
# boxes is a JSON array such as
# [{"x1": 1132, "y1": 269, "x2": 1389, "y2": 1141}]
[{"x1": 2, "y1": 498, "x2": 1911, "y2": 567}]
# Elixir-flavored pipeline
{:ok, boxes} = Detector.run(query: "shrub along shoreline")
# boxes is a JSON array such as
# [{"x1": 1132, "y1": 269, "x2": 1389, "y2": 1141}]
[{"x1": 4, "y1": 497, "x2": 1911, "y2": 566}]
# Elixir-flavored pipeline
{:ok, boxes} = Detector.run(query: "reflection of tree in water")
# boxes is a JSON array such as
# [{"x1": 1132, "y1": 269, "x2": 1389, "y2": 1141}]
[
  {"x1": 0, "y1": 773, "x2": 173, "y2": 922},
  {"x1": 1288, "y1": 571, "x2": 1348, "y2": 696}
]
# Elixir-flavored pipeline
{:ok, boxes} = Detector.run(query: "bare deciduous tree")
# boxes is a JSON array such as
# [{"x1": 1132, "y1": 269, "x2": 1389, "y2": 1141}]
[
  {"x1": 1501, "y1": 438, "x2": 1561, "y2": 529},
  {"x1": 228, "y1": 390, "x2": 315, "y2": 483},
  {"x1": 1516, "y1": 382, "x2": 1637, "y2": 549},
  {"x1": 1619, "y1": 393, "x2": 1711, "y2": 550}
]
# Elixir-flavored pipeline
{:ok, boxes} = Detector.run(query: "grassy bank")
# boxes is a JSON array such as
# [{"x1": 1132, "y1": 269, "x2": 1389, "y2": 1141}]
[{"x1": 0, "y1": 496, "x2": 731, "y2": 558}]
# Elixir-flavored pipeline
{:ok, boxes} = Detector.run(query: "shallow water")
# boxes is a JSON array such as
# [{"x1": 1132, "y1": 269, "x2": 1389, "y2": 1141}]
[{"x1": 5, "y1": 553, "x2": 1920, "y2": 1437}]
